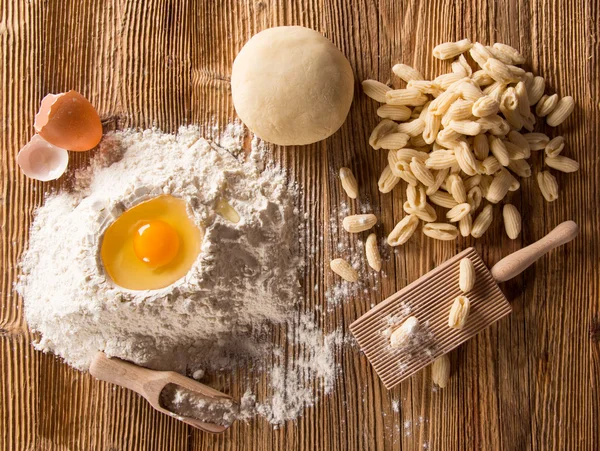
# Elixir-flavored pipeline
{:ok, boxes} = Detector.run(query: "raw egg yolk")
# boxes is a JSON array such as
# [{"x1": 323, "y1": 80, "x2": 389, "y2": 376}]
[
  {"x1": 133, "y1": 220, "x2": 180, "y2": 268},
  {"x1": 100, "y1": 195, "x2": 203, "y2": 291}
]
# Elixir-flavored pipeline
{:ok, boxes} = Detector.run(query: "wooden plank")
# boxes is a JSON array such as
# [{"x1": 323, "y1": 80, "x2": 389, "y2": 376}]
[{"x1": 0, "y1": 0, "x2": 598, "y2": 450}]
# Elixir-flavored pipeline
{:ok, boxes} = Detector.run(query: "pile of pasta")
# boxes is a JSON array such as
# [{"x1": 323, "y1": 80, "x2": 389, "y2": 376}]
[{"x1": 362, "y1": 40, "x2": 579, "y2": 245}]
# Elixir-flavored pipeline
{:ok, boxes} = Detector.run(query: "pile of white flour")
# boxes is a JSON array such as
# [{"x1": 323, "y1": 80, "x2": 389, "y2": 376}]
[{"x1": 16, "y1": 125, "x2": 341, "y2": 425}]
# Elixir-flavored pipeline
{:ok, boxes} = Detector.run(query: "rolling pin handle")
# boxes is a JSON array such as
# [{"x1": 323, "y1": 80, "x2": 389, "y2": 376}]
[{"x1": 490, "y1": 221, "x2": 578, "y2": 283}]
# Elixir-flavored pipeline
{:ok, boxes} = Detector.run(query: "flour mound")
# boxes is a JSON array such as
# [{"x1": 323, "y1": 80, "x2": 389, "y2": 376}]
[
  {"x1": 17, "y1": 125, "x2": 347, "y2": 426},
  {"x1": 17, "y1": 126, "x2": 300, "y2": 372}
]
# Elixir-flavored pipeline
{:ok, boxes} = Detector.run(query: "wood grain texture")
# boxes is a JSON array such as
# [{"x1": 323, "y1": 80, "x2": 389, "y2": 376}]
[{"x1": 1, "y1": 0, "x2": 598, "y2": 450}]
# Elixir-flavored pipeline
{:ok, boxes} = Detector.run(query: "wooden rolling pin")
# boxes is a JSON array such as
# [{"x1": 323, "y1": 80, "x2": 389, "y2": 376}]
[{"x1": 491, "y1": 220, "x2": 579, "y2": 282}]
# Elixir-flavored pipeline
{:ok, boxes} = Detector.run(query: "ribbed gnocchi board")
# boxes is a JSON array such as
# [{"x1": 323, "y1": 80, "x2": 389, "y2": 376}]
[{"x1": 349, "y1": 247, "x2": 511, "y2": 390}]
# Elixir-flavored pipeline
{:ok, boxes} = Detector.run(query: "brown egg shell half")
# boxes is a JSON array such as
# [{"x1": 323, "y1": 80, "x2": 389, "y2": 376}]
[{"x1": 34, "y1": 90, "x2": 103, "y2": 151}]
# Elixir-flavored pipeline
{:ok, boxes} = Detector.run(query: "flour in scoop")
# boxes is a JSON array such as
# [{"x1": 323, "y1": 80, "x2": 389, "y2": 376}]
[{"x1": 16, "y1": 124, "x2": 343, "y2": 425}]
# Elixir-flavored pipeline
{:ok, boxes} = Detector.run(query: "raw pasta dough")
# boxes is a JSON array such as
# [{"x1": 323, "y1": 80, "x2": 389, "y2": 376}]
[{"x1": 231, "y1": 26, "x2": 354, "y2": 146}]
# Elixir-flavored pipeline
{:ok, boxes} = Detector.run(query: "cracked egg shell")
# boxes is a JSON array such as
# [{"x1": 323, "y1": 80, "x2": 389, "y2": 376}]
[
  {"x1": 34, "y1": 90, "x2": 102, "y2": 151},
  {"x1": 17, "y1": 135, "x2": 69, "y2": 181}
]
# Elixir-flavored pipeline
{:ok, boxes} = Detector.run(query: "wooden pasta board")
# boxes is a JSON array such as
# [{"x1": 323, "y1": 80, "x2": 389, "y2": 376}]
[{"x1": 350, "y1": 247, "x2": 511, "y2": 390}]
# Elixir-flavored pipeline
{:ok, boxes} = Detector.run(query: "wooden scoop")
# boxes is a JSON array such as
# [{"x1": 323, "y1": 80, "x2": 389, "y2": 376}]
[
  {"x1": 89, "y1": 352, "x2": 235, "y2": 433},
  {"x1": 350, "y1": 221, "x2": 578, "y2": 390}
]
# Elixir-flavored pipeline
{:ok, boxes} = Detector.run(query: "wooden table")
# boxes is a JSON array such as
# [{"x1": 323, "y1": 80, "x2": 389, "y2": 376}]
[{"x1": 1, "y1": 0, "x2": 598, "y2": 449}]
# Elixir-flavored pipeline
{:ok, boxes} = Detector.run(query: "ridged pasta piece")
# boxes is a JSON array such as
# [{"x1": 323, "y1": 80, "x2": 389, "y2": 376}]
[
  {"x1": 515, "y1": 81, "x2": 531, "y2": 117},
  {"x1": 410, "y1": 134, "x2": 429, "y2": 148},
  {"x1": 422, "y1": 112, "x2": 442, "y2": 144},
  {"x1": 457, "y1": 81, "x2": 484, "y2": 102},
  {"x1": 434, "y1": 73, "x2": 464, "y2": 90},
  {"x1": 397, "y1": 148, "x2": 429, "y2": 161},
  {"x1": 483, "y1": 58, "x2": 519, "y2": 84},
  {"x1": 448, "y1": 295, "x2": 471, "y2": 329},
  {"x1": 470, "y1": 43, "x2": 494, "y2": 68},
  {"x1": 507, "y1": 130, "x2": 530, "y2": 153},
  {"x1": 486, "y1": 169, "x2": 513, "y2": 203},
  {"x1": 527, "y1": 76, "x2": 546, "y2": 105},
  {"x1": 545, "y1": 155, "x2": 579, "y2": 173},
  {"x1": 423, "y1": 223, "x2": 459, "y2": 240},
  {"x1": 453, "y1": 141, "x2": 479, "y2": 175},
  {"x1": 387, "y1": 215, "x2": 420, "y2": 246},
  {"x1": 452, "y1": 54, "x2": 472, "y2": 77},
  {"x1": 472, "y1": 70, "x2": 494, "y2": 87},
  {"x1": 500, "y1": 101, "x2": 524, "y2": 130},
  {"x1": 398, "y1": 169, "x2": 419, "y2": 186},
  {"x1": 378, "y1": 165, "x2": 400, "y2": 193},
  {"x1": 426, "y1": 168, "x2": 449, "y2": 196},
  {"x1": 426, "y1": 150, "x2": 458, "y2": 170},
  {"x1": 508, "y1": 159, "x2": 532, "y2": 178},
  {"x1": 436, "y1": 128, "x2": 463, "y2": 148},
  {"x1": 365, "y1": 233, "x2": 382, "y2": 271},
  {"x1": 442, "y1": 99, "x2": 474, "y2": 127},
  {"x1": 546, "y1": 96, "x2": 575, "y2": 127},
  {"x1": 369, "y1": 120, "x2": 399, "y2": 150},
  {"x1": 376, "y1": 132, "x2": 411, "y2": 150},
  {"x1": 362, "y1": 79, "x2": 392, "y2": 103},
  {"x1": 467, "y1": 186, "x2": 483, "y2": 210},
  {"x1": 397, "y1": 118, "x2": 426, "y2": 136},
  {"x1": 433, "y1": 39, "x2": 473, "y2": 60},
  {"x1": 407, "y1": 79, "x2": 443, "y2": 96},
  {"x1": 459, "y1": 257, "x2": 476, "y2": 292},
  {"x1": 535, "y1": 94, "x2": 558, "y2": 117},
  {"x1": 407, "y1": 184, "x2": 427, "y2": 210},
  {"x1": 429, "y1": 90, "x2": 461, "y2": 116},
  {"x1": 477, "y1": 114, "x2": 510, "y2": 136},
  {"x1": 473, "y1": 133, "x2": 490, "y2": 160},
  {"x1": 449, "y1": 120, "x2": 482, "y2": 136},
  {"x1": 489, "y1": 136, "x2": 510, "y2": 166},
  {"x1": 410, "y1": 157, "x2": 435, "y2": 186},
  {"x1": 545, "y1": 136, "x2": 565, "y2": 158},
  {"x1": 343, "y1": 214, "x2": 378, "y2": 233},
  {"x1": 491, "y1": 43, "x2": 526, "y2": 65},
  {"x1": 480, "y1": 155, "x2": 502, "y2": 175},
  {"x1": 429, "y1": 191, "x2": 458, "y2": 209},
  {"x1": 377, "y1": 104, "x2": 412, "y2": 121},
  {"x1": 536, "y1": 171, "x2": 559, "y2": 202},
  {"x1": 386, "y1": 88, "x2": 429, "y2": 106},
  {"x1": 446, "y1": 174, "x2": 467, "y2": 203},
  {"x1": 458, "y1": 214, "x2": 473, "y2": 237},
  {"x1": 463, "y1": 174, "x2": 481, "y2": 191},
  {"x1": 479, "y1": 175, "x2": 492, "y2": 197},
  {"x1": 471, "y1": 204, "x2": 493, "y2": 238},
  {"x1": 504, "y1": 140, "x2": 527, "y2": 160},
  {"x1": 403, "y1": 201, "x2": 437, "y2": 222},
  {"x1": 502, "y1": 204, "x2": 521, "y2": 239},
  {"x1": 446, "y1": 203, "x2": 472, "y2": 222},
  {"x1": 522, "y1": 132, "x2": 550, "y2": 150},
  {"x1": 330, "y1": 258, "x2": 359, "y2": 282},
  {"x1": 339, "y1": 167, "x2": 359, "y2": 199},
  {"x1": 392, "y1": 63, "x2": 425, "y2": 82},
  {"x1": 388, "y1": 150, "x2": 411, "y2": 176},
  {"x1": 472, "y1": 96, "x2": 500, "y2": 117}
]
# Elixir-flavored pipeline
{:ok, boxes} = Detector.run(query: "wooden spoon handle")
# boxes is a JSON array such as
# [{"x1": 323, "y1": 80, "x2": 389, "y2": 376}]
[
  {"x1": 89, "y1": 352, "x2": 156, "y2": 396},
  {"x1": 490, "y1": 221, "x2": 578, "y2": 283}
]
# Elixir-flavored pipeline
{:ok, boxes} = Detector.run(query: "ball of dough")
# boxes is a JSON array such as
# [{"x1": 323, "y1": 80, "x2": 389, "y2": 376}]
[{"x1": 231, "y1": 26, "x2": 354, "y2": 146}]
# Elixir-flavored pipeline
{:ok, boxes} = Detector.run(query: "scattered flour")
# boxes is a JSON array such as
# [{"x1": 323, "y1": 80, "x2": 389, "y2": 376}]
[
  {"x1": 16, "y1": 123, "x2": 345, "y2": 425},
  {"x1": 160, "y1": 383, "x2": 238, "y2": 426},
  {"x1": 325, "y1": 199, "x2": 383, "y2": 308}
]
